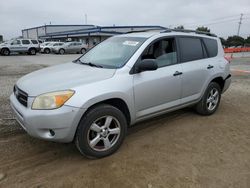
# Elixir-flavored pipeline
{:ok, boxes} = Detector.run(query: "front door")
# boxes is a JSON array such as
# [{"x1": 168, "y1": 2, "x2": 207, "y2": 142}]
[{"x1": 133, "y1": 37, "x2": 182, "y2": 118}]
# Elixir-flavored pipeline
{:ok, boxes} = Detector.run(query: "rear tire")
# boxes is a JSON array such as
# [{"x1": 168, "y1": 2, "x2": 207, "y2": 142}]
[
  {"x1": 195, "y1": 82, "x2": 221, "y2": 115},
  {"x1": 29, "y1": 48, "x2": 36, "y2": 55},
  {"x1": 59, "y1": 49, "x2": 65, "y2": 55},
  {"x1": 75, "y1": 104, "x2": 127, "y2": 158},
  {"x1": 80, "y1": 48, "x2": 86, "y2": 54}
]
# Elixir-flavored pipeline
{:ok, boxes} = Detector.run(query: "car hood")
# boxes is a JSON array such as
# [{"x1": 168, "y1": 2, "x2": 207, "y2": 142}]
[{"x1": 16, "y1": 62, "x2": 116, "y2": 96}]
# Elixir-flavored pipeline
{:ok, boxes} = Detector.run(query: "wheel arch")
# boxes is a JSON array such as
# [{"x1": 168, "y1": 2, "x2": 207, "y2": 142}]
[
  {"x1": 210, "y1": 77, "x2": 225, "y2": 90},
  {"x1": 82, "y1": 98, "x2": 131, "y2": 126}
]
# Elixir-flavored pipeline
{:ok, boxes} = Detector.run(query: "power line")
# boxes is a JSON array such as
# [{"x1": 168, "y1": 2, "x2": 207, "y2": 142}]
[{"x1": 176, "y1": 14, "x2": 240, "y2": 27}]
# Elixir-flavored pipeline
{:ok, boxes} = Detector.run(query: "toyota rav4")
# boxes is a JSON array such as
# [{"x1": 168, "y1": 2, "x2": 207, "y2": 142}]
[{"x1": 10, "y1": 30, "x2": 231, "y2": 158}]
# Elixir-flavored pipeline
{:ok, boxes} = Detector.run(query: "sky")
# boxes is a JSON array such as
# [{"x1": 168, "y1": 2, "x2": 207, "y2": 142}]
[{"x1": 0, "y1": 0, "x2": 250, "y2": 40}]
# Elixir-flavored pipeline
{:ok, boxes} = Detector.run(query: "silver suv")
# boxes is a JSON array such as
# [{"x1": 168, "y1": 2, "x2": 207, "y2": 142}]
[
  {"x1": 0, "y1": 39, "x2": 40, "y2": 55},
  {"x1": 10, "y1": 30, "x2": 231, "y2": 158}
]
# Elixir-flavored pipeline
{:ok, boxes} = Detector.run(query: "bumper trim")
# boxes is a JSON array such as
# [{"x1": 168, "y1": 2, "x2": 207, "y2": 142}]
[{"x1": 222, "y1": 74, "x2": 231, "y2": 93}]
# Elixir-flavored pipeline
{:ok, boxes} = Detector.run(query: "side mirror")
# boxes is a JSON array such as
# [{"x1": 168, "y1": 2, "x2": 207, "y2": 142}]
[{"x1": 136, "y1": 59, "x2": 158, "y2": 73}]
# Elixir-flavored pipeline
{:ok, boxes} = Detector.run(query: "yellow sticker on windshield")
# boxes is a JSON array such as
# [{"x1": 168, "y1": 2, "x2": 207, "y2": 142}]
[{"x1": 123, "y1": 41, "x2": 139, "y2": 46}]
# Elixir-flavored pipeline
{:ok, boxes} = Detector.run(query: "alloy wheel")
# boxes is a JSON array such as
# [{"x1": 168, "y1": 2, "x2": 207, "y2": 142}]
[
  {"x1": 206, "y1": 88, "x2": 219, "y2": 111},
  {"x1": 87, "y1": 116, "x2": 121, "y2": 152}
]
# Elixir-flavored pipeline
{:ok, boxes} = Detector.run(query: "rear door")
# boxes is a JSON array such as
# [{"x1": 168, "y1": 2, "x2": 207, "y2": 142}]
[
  {"x1": 177, "y1": 36, "x2": 215, "y2": 103},
  {"x1": 21, "y1": 40, "x2": 31, "y2": 52}
]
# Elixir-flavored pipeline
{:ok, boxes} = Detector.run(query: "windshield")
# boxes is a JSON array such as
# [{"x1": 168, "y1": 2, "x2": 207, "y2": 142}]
[{"x1": 79, "y1": 37, "x2": 146, "y2": 69}]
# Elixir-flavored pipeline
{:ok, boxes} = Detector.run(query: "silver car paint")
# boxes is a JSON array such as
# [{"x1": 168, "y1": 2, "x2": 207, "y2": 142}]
[{"x1": 10, "y1": 32, "x2": 231, "y2": 142}]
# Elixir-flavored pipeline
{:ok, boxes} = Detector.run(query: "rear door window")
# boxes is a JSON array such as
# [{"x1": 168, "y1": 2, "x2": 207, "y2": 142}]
[
  {"x1": 22, "y1": 40, "x2": 30, "y2": 45},
  {"x1": 203, "y1": 38, "x2": 218, "y2": 57},
  {"x1": 178, "y1": 37, "x2": 204, "y2": 62}
]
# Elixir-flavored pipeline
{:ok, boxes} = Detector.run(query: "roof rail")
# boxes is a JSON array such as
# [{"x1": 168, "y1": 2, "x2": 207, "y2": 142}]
[
  {"x1": 162, "y1": 29, "x2": 217, "y2": 37},
  {"x1": 126, "y1": 28, "x2": 166, "y2": 34}
]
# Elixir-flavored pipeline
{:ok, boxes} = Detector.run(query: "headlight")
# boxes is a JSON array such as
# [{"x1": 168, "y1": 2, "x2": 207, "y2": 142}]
[{"x1": 32, "y1": 90, "x2": 75, "y2": 110}]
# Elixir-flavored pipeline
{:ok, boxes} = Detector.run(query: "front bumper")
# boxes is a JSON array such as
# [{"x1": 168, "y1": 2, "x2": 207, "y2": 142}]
[
  {"x1": 40, "y1": 48, "x2": 45, "y2": 53},
  {"x1": 222, "y1": 74, "x2": 231, "y2": 93},
  {"x1": 10, "y1": 93, "x2": 86, "y2": 143}
]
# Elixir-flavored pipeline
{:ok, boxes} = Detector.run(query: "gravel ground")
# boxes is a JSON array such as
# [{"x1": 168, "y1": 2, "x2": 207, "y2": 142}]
[{"x1": 0, "y1": 54, "x2": 249, "y2": 188}]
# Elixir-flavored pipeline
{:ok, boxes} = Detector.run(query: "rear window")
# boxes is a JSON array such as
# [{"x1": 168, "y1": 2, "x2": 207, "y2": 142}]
[
  {"x1": 203, "y1": 38, "x2": 218, "y2": 57},
  {"x1": 31, "y1": 40, "x2": 38, "y2": 44},
  {"x1": 179, "y1": 37, "x2": 204, "y2": 62},
  {"x1": 22, "y1": 40, "x2": 30, "y2": 45}
]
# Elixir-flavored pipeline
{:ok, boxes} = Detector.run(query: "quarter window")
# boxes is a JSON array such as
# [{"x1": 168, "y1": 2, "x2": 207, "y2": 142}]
[
  {"x1": 179, "y1": 37, "x2": 204, "y2": 62},
  {"x1": 203, "y1": 38, "x2": 218, "y2": 57},
  {"x1": 141, "y1": 38, "x2": 177, "y2": 67},
  {"x1": 22, "y1": 40, "x2": 30, "y2": 45},
  {"x1": 31, "y1": 40, "x2": 38, "y2": 44}
]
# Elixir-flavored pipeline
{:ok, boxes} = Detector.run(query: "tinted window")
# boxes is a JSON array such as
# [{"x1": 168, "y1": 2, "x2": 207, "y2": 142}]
[
  {"x1": 22, "y1": 40, "x2": 30, "y2": 45},
  {"x1": 203, "y1": 38, "x2": 218, "y2": 57},
  {"x1": 179, "y1": 37, "x2": 203, "y2": 62},
  {"x1": 31, "y1": 40, "x2": 38, "y2": 44},
  {"x1": 142, "y1": 38, "x2": 177, "y2": 68}
]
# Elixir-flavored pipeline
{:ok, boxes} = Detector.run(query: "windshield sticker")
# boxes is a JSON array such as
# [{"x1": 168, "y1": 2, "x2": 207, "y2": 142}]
[{"x1": 123, "y1": 41, "x2": 139, "y2": 46}]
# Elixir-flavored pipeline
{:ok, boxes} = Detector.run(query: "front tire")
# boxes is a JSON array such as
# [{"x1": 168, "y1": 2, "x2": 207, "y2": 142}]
[
  {"x1": 75, "y1": 104, "x2": 127, "y2": 158},
  {"x1": 2, "y1": 48, "x2": 10, "y2": 56},
  {"x1": 195, "y1": 82, "x2": 221, "y2": 115},
  {"x1": 59, "y1": 49, "x2": 65, "y2": 55}
]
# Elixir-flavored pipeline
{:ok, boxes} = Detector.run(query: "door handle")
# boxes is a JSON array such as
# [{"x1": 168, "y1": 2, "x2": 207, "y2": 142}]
[
  {"x1": 173, "y1": 71, "x2": 183, "y2": 76},
  {"x1": 207, "y1": 65, "x2": 214, "y2": 69}
]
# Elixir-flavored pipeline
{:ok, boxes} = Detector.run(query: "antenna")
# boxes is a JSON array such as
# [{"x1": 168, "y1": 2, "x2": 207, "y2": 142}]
[
  {"x1": 84, "y1": 14, "x2": 88, "y2": 25},
  {"x1": 237, "y1": 13, "x2": 243, "y2": 36}
]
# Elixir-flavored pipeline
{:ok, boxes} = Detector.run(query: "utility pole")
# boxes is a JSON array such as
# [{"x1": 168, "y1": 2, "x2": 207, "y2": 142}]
[
  {"x1": 84, "y1": 14, "x2": 88, "y2": 25},
  {"x1": 237, "y1": 13, "x2": 243, "y2": 36}
]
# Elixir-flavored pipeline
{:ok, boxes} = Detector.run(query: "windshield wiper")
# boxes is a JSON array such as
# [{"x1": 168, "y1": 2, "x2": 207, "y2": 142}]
[{"x1": 74, "y1": 59, "x2": 103, "y2": 68}]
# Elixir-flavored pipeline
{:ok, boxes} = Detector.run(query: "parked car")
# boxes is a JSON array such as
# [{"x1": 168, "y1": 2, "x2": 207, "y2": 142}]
[
  {"x1": 10, "y1": 30, "x2": 231, "y2": 158},
  {"x1": 41, "y1": 42, "x2": 64, "y2": 54},
  {"x1": 0, "y1": 39, "x2": 40, "y2": 56},
  {"x1": 52, "y1": 42, "x2": 88, "y2": 54}
]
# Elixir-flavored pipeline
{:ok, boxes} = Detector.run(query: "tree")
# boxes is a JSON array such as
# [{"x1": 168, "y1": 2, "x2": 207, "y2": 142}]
[
  {"x1": 226, "y1": 35, "x2": 245, "y2": 47},
  {"x1": 174, "y1": 25, "x2": 184, "y2": 30},
  {"x1": 220, "y1": 37, "x2": 227, "y2": 47},
  {"x1": 196, "y1": 26, "x2": 210, "y2": 33},
  {"x1": 245, "y1": 36, "x2": 250, "y2": 46}
]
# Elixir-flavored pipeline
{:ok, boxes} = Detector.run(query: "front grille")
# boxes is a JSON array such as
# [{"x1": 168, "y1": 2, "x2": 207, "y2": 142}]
[{"x1": 14, "y1": 85, "x2": 28, "y2": 107}]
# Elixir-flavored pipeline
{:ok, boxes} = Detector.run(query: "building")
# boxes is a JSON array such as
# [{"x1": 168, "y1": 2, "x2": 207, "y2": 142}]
[{"x1": 22, "y1": 25, "x2": 166, "y2": 46}]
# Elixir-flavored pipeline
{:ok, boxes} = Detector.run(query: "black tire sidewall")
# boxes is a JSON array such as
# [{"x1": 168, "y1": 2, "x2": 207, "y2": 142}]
[
  {"x1": 29, "y1": 49, "x2": 36, "y2": 55},
  {"x1": 3, "y1": 49, "x2": 10, "y2": 56},
  {"x1": 75, "y1": 104, "x2": 127, "y2": 158},
  {"x1": 45, "y1": 48, "x2": 50, "y2": 54}
]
